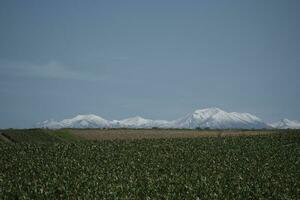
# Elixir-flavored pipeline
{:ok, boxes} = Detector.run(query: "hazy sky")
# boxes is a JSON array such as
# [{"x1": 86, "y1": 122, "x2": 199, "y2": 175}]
[{"x1": 0, "y1": 0, "x2": 300, "y2": 128}]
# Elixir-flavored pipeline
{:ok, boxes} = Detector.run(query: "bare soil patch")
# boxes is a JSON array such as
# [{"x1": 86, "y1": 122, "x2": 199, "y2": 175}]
[{"x1": 70, "y1": 129, "x2": 273, "y2": 141}]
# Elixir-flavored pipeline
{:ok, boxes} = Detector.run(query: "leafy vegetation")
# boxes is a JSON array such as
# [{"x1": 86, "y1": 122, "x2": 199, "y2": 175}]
[
  {"x1": 47, "y1": 129, "x2": 82, "y2": 142},
  {"x1": 1, "y1": 129, "x2": 80, "y2": 143},
  {"x1": 0, "y1": 130, "x2": 299, "y2": 199}
]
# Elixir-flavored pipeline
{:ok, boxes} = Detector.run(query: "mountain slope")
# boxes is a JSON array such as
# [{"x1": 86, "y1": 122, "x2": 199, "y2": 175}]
[
  {"x1": 170, "y1": 108, "x2": 269, "y2": 129},
  {"x1": 270, "y1": 119, "x2": 300, "y2": 129}
]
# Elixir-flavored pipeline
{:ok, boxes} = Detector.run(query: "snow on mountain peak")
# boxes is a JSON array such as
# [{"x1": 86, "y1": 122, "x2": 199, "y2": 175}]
[
  {"x1": 173, "y1": 108, "x2": 269, "y2": 129},
  {"x1": 119, "y1": 116, "x2": 151, "y2": 126},
  {"x1": 37, "y1": 108, "x2": 299, "y2": 129},
  {"x1": 282, "y1": 118, "x2": 293, "y2": 123},
  {"x1": 193, "y1": 107, "x2": 223, "y2": 114},
  {"x1": 116, "y1": 116, "x2": 169, "y2": 128},
  {"x1": 192, "y1": 107, "x2": 225, "y2": 120},
  {"x1": 270, "y1": 119, "x2": 300, "y2": 129},
  {"x1": 37, "y1": 114, "x2": 110, "y2": 129}
]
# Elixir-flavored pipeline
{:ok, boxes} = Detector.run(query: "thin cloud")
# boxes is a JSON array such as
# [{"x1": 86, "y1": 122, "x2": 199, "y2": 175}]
[{"x1": 0, "y1": 61, "x2": 106, "y2": 81}]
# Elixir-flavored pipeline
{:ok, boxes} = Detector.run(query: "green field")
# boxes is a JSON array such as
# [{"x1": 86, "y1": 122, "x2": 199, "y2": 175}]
[{"x1": 0, "y1": 129, "x2": 299, "y2": 199}]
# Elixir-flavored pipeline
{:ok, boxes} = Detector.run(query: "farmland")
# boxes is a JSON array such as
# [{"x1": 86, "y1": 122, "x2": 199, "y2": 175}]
[
  {"x1": 70, "y1": 128, "x2": 273, "y2": 140},
  {"x1": 0, "y1": 129, "x2": 299, "y2": 199}
]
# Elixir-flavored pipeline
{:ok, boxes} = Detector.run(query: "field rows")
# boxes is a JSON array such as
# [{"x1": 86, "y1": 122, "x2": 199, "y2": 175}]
[{"x1": 0, "y1": 129, "x2": 299, "y2": 199}]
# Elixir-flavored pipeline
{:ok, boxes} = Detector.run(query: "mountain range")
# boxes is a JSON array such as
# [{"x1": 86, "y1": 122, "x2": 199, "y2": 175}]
[{"x1": 36, "y1": 107, "x2": 300, "y2": 129}]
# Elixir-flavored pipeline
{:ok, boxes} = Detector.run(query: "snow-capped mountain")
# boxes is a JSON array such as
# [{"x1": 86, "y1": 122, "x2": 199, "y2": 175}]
[
  {"x1": 269, "y1": 119, "x2": 300, "y2": 129},
  {"x1": 37, "y1": 115, "x2": 169, "y2": 129},
  {"x1": 37, "y1": 114, "x2": 110, "y2": 129},
  {"x1": 169, "y1": 107, "x2": 269, "y2": 129},
  {"x1": 111, "y1": 116, "x2": 169, "y2": 128},
  {"x1": 37, "y1": 107, "x2": 278, "y2": 129}
]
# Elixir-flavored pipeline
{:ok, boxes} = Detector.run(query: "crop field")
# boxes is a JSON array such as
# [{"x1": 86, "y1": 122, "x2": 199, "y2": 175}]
[
  {"x1": 71, "y1": 128, "x2": 273, "y2": 140},
  {"x1": 0, "y1": 129, "x2": 299, "y2": 199}
]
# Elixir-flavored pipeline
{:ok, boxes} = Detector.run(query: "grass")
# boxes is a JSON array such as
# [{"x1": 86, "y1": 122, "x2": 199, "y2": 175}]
[
  {"x1": 0, "y1": 129, "x2": 299, "y2": 199},
  {"x1": 47, "y1": 129, "x2": 82, "y2": 142}
]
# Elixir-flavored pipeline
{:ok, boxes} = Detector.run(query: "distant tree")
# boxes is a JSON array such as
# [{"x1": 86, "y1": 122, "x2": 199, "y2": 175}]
[{"x1": 195, "y1": 127, "x2": 202, "y2": 130}]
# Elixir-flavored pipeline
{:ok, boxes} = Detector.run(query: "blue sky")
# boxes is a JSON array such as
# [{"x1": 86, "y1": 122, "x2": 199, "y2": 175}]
[{"x1": 0, "y1": 0, "x2": 300, "y2": 128}]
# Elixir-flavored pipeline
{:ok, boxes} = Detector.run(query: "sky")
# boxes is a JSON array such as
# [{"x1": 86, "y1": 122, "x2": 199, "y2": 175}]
[{"x1": 0, "y1": 0, "x2": 300, "y2": 128}]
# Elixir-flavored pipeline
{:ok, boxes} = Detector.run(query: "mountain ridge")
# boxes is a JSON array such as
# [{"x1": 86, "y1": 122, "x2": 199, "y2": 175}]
[
  {"x1": 36, "y1": 107, "x2": 300, "y2": 129},
  {"x1": 269, "y1": 119, "x2": 300, "y2": 129}
]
